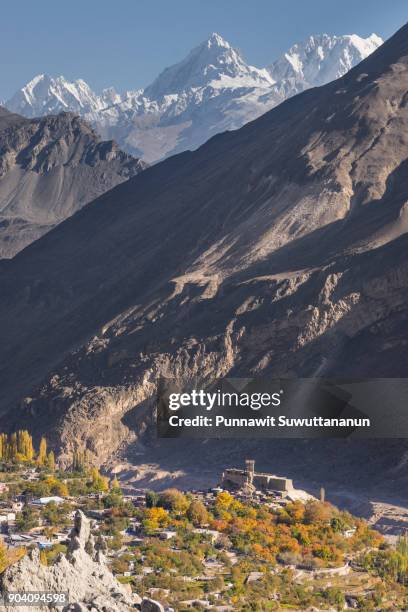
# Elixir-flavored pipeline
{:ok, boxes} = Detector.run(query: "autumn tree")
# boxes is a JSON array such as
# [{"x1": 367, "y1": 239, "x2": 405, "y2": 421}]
[
  {"x1": 208, "y1": 574, "x2": 224, "y2": 593},
  {"x1": 0, "y1": 539, "x2": 8, "y2": 573},
  {"x1": 0, "y1": 434, "x2": 7, "y2": 461},
  {"x1": 17, "y1": 431, "x2": 34, "y2": 462},
  {"x1": 0, "y1": 540, "x2": 25, "y2": 572},
  {"x1": 231, "y1": 565, "x2": 244, "y2": 588},
  {"x1": 39, "y1": 549, "x2": 48, "y2": 566},
  {"x1": 158, "y1": 488, "x2": 189, "y2": 514},
  {"x1": 38, "y1": 437, "x2": 47, "y2": 466},
  {"x1": 215, "y1": 491, "x2": 237, "y2": 514},
  {"x1": 110, "y1": 477, "x2": 122, "y2": 495},
  {"x1": 286, "y1": 501, "x2": 306, "y2": 522},
  {"x1": 304, "y1": 501, "x2": 335, "y2": 524},
  {"x1": 44, "y1": 476, "x2": 69, "y2": 497},
  {"x1": 46, "y1": 451, "x2": 55, "y2": 471},
  {"x1": 186, "y1": 500, "x2": 209, "y2": 527},
  {"x1": 0, "y1": 431, "x2": 36, "y2": 463},
  {"x1": 89, "y1": 467, "x2": 109, "y2": 493},
  {"x1": 143, "y1": 507, "x2": 169, "y2": 533}
]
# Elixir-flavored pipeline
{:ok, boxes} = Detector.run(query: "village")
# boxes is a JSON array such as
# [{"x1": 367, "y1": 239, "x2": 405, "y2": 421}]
[{"x1": 0, "y1": 439, "x2": 407, "y2": 610}]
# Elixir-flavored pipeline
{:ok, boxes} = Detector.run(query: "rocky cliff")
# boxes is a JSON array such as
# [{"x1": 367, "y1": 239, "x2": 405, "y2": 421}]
[
  {"x1": 0, "y1": 108, "x2": 145, "y2": 258},
  {"x1": 0, "y1": 511, "x2": 139, "y2": 611},
  {"x1": 0, "y1": 24, "x2": 408, "y2": 492}
]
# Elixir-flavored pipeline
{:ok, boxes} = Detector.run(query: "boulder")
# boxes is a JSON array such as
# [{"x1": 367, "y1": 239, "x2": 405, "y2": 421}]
[{"x1": 141, "y1": 599, "x2": 165, "y2": 612}]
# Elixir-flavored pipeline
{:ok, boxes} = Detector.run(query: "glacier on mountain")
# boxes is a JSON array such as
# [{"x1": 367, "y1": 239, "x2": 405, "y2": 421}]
[{"x1": 5, "y1": 31, "x2": 383, "y2": 162}]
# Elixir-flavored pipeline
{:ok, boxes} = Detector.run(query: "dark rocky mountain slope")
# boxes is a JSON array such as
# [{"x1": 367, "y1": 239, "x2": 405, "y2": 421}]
[
  {"x1": 0, "y1": 108, "x2": 145, "y2": 258},
  {"x1": 0, "y1": 23, "x2": 408, "y2": 495}
]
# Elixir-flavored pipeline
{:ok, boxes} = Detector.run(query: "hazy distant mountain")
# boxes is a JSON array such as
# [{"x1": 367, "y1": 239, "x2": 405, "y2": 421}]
[
  {"x1": 6, "y1": 32, "x2": 382, "y2": 163},
  {"x1": 0, "y1": 108, "x2": 145, "y2": 258},
  {"x1": 0, "y1": 21, "x2": 407, "y2": 496}
]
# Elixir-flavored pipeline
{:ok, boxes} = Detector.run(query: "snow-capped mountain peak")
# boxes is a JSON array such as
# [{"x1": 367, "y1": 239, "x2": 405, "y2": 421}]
[
  {"x1": 7, "y1": 73, "x2": 106, "y2": 118},
  {"x1": 5, "y1": 30, "x2": 383, "y2": 163},
  {"x1": 144, "y1": 32, "x2": 273, "y2": 99},
  {"x1": 348, "y1": 33, "x2": 383, "y2": 56},
  {"x1": 268, "y1": 33, "x2": 383, "y2": 87},
  {"x1": 206, "y1": 32, "x2": 231, "y2": 49}
]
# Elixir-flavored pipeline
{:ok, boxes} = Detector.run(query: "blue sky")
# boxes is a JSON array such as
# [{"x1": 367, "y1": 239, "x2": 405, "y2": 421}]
[{"x1": 1, "y1": 0, "x2": 406, "y2": 98}]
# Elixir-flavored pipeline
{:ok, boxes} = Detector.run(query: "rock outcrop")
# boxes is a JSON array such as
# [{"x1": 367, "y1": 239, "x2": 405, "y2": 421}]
[
  {"x1": 141, "y1": 599, "x2": 165, "y2": 612},
  {"x1": 0, "y1": 511, "x2": 140, "y2": 611}
]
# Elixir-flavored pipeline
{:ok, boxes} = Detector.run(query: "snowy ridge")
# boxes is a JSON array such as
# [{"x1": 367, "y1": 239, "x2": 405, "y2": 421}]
[
  {"x1": 144, "y1": 32, "x2": 274, "y2": 99},
  {"x1": 5, "y1": 31, "x2": 383, "y2": 161},
  {"x1": 268, "y1": 33, "x2": 383, "y2": 87}
]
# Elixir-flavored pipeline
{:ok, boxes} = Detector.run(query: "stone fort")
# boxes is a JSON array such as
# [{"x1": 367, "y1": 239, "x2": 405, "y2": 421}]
[{"x1": 221, "y1": 459, "x2": 293, "y2": 493}]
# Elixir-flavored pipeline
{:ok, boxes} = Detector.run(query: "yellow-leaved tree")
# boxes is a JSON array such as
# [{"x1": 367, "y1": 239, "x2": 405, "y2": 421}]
[
  {"x1": 0, "y1": 540, "x2": 25, "y2": 572},
  {"x1": 38, "y1": 437, "x2": 47, "y2": 466},
  {"x1": 46, "y1": 451, "x2": 55, "y2": 472},
  {"x1": 0, "y1": 433, "x2": 7, "y2": 461},
  {"x1": 90, "y1": 467, "x2": 109, "y2": 493},
  {"x1": 17, "y1": 431, "x2": 34, "y2": 462},
  {"x1": 110, "y1": 477, "x2": 122, "y2": 495}
]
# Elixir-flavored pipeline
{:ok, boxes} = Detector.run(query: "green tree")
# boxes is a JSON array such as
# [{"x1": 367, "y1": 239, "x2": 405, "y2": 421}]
[
  {"x1": 42, "y1": 501, "x2": 71, "y2": 528},
  {"x1": 15, "y1": 506, "x2": 39, "y2": 531},
  {"x1": 72, "y1": 449, "x2": 90, "y2": 472},
  {"x1": 145, "y1": 490, "x2": 160, "y2": 508},
  {"x1": 323, "y1": 587, "x2": 346, "y2": 610},
  {"x1": 9, "y1": 433, "x2": 17, "y2": 461}
]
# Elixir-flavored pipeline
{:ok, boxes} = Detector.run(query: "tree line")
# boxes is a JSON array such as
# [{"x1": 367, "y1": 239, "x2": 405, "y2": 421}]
[{"x1": 0, "y1": 431, "x2": 54, "y2": 469}]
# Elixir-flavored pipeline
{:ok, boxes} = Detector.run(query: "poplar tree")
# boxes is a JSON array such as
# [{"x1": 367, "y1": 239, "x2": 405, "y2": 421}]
[
  {"x1": 38, "y1": 437, "x2": 47, "y2": 466},
  {"x1": 46, "y1": 451, "x2": 55, "y2": 471},
  {"x1": 9, "y1": 433, "x2": 17, "y2": 461},
  {"x1": 17, "y1": 431, "x2": 34, "y2": 461},
  {"x1": 0, "y1": 434, "x2": 7, "y2": 461}
]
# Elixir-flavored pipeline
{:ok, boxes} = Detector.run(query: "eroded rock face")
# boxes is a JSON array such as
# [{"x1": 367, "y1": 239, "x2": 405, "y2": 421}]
[{"x1": 0, "y1": 511, "x2": 140, "y2": 612}]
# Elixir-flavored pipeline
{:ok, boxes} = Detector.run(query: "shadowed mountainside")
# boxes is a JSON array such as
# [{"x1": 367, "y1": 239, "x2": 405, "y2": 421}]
[
  {"x1": 0, "y1": 23, "x2": 408, "y2": 492},
  {"x1": 0, "y1": 108, "x2": 145, "y2": 258}
]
